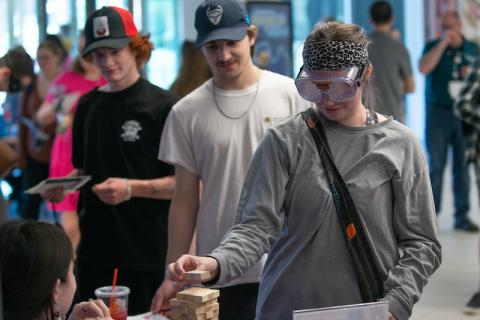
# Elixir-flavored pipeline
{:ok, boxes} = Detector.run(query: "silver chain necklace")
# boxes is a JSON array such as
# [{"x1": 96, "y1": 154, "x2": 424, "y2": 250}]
[{"x1": 212, "y1": 80, "x2": 260, "y2": 119}]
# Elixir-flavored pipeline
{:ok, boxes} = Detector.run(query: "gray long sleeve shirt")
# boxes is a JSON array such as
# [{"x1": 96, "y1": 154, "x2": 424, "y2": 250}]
[{"x1": 209, "y1": 112, "x2": 441, "y2": 320}]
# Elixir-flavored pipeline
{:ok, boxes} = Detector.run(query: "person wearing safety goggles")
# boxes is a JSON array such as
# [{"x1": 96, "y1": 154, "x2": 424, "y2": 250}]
[
  {"x1": 163, "y1": 21, "x2": 441, "y2": 320},
  {"x1": 294, "y1": 38, "x2": 376, "y2": 126}
]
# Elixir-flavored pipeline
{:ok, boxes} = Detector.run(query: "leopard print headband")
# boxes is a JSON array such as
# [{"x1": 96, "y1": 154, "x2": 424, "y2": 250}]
[{"x1": 303, "y1": 40, "x2": 368, "y2": 71}]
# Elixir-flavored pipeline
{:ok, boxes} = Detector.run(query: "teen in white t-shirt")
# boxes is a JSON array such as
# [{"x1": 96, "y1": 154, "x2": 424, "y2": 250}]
[{"x1": 150, "y1": 0, "x2": 310, "y2": 318}]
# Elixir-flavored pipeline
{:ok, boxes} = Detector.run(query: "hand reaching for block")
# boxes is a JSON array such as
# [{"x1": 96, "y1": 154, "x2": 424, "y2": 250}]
[
  {"x1": 150, "y1": 255, "x2": 219, "y2": 315},
  {"x1": 167, "y1": 255, "x2": 219, "y2": 284}
]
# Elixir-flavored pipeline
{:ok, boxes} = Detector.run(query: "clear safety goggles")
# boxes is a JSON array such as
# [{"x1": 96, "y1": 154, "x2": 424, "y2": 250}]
[{"x1": 295, "y1": 66, "x2": 363, "y2": 103}]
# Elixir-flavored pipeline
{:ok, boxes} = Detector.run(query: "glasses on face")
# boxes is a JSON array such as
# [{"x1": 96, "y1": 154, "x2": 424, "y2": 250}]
[{"x1": 295, "y1": 66, "x2": 362, "y2": 103}]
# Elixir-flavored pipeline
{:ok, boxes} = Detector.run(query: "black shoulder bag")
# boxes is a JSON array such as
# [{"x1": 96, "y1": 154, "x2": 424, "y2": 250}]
[{"x1": 301, "y1": 108, "x2": 383, "y2": 302}]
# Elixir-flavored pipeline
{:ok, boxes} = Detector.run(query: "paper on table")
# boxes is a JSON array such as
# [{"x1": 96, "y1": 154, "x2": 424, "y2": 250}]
[
  {"x1": 293, "y1": 301, "x2": 388, "y2": 320},
  {"x1": 25, "y1": 176, "x2": 91, "y2": 194},
  {"x1": 127, "y1": 312, "x2": 169, "y2": 320}
]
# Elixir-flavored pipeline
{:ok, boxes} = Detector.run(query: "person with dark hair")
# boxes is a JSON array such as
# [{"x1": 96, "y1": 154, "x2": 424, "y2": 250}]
[
  {"x1": 163, "y1": 21, "x2": 441, "y2": 320},
  {"x1": 150, "y1": 0, "x2": 310, "y2": 318},
  {"x1": 0, "y1": 220, "x2": 110, "y2": 319},
  {"x1": 0, "y1": 47, "x2": 34, "y2": 149},
  {"x1": 368, "y1": 0, "x2": 414, "y2": 123},
  {"x1": 0, "y1": 46, "x2": 35, "y2": 219},
  {"x1": 18, "y1": 36, "x2": 67, "y2": 221},
  {"x1": 36, "y1": 33, "x2": 105, "y2": 250},
  {"x1": 419, "y1": 10, "x2": 479, "y2": 231},
  {"x1": 169, "y1": 40, "x2": 212, "y2": 97},
  {"x1": 43, "y1": 6, "x2": 177, "y2": 314},
  {"x1": 370, "y1": 0, "x2": 392, "y2": 24},
  {"x1": 0, "y1": 46, "x2": 35, "y2": 92},
  {"x1": 0, "y1": 46, "x2": 35, "y2": 147}
]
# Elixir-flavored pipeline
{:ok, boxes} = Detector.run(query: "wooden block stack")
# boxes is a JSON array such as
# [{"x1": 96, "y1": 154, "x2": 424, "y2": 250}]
[{"x1": 169, "y1": 287, "x2": 220, "y2": 320}]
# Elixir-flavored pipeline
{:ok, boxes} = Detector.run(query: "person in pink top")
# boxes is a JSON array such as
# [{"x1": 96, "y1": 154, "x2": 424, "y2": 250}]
[{"x1": 37, "y1": 34, "x2": 105, "y2": 249}]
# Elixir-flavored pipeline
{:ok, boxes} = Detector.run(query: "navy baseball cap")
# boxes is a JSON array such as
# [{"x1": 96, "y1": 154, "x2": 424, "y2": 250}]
[
  {"x1": 83, "y1": 6, "x2": 138, "y2": 55},
  {"x1": 195, "y1": 0, "x2": 251, "y2": 48}
]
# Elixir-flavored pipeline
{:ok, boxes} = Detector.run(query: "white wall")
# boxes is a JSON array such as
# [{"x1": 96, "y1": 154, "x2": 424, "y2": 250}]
[
  {"x1": 404, "y1": 0, "x2": 426, "y2": 143},
  {"x1": 182, "y1": 0, "x2": 203, "y2": 40}
]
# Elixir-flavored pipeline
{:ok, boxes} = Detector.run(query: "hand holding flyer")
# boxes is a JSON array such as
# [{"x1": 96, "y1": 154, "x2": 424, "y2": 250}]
[{"x1": 26, "y1": 175, "x2": 91, "y2": 194}]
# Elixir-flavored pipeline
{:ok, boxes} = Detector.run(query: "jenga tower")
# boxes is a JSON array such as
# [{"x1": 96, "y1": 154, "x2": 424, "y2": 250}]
[{"x1": 170, "y1": 287, "x2": 220, "y2": 320}]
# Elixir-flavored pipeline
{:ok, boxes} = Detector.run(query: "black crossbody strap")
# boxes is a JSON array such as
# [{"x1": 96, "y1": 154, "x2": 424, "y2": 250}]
[{"x1": 301, "y1": 108, "x2": 383, "y2": 302}]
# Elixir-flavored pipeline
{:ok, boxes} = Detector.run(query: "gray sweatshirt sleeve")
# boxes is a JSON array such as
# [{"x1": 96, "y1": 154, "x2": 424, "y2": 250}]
[
  {"x1": 381, "y1": 140, "x2": 442, "y2": 320},
  {"x1": 209, "y1": 128, "x2": 292, "y2": 285}
]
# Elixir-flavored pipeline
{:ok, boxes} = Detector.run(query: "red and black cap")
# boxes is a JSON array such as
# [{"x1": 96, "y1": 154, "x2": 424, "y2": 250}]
[{"x1": 83, "y1": 6, "x2": 138, "y2": 55}]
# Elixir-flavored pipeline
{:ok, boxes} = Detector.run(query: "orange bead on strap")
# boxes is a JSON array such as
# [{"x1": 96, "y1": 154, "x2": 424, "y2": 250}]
[
  {"x1": 307, "y1": 117, "x2": 315, "y2": 129},
  {"x1": 346, "y1": 223, "x2": 357, "y2": 240}
]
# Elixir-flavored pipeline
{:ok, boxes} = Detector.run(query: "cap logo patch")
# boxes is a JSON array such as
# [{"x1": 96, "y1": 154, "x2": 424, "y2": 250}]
[
  {"x1": 93, "y1": 16, "x2": 110, "y2": 38},
  {"x1": 206, "y1": 5, "x2": 223, "y2": 25}
]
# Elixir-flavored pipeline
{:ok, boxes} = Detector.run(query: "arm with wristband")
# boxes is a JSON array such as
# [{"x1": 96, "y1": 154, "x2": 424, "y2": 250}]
[{"x1": 92, "y1": 176, "x2": 175, "y2": 205}]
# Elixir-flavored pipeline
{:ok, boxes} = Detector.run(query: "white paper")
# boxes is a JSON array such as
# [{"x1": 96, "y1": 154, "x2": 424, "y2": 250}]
[
  {"x1": 293, "y1": 301, "x2": 388, "y2": 320},
  {"x1": 127, "y1": 312, "x2": 169, "y2": 320},
  {"x1": 25, "y1": 176, "x2": 91, "y2": 194},
  {"x1": 448, "y1": 80, "x2": 464, "y2": 100}
]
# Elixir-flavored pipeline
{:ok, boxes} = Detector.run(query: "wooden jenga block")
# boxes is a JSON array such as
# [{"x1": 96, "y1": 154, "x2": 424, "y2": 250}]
[
  {"x1": 176, "y1": 287, "x2": 220, "y2": 303},
  {"x1": 185, "y1": 270, "x2": 211, "y2": 282},
  {"x1": 170, "y1": 297, "x2": 215, "y2": 308},
  {"x1": 170, "y1": 305, "x2": 188, "y2": 315},
  {"x1": 172, "y1": 302, "x2": 219, "y2": 317},
  {"x1": 169, "y1": 298, "x2": 181, "y2": 307},
  {"x1": 204, "y1": 307, "x2": 219, "y2": 319},
  {"x1": 189, "y1": 302, "x2": 219, "y2": 316}
]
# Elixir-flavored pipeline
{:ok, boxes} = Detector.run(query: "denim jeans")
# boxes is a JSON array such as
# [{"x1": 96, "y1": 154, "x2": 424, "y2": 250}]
[{"x1": 426, "y1": 107, "x2": 470, "y2": 224}]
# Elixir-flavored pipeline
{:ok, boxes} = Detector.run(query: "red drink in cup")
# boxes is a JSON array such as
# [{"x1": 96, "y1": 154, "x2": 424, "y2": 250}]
[
  {"x1": 95, "y1": 285, "x2": 130, "y2": 320},
  {"x1": 110, "y1": 309, "x2": 128, "y2": 320}
]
